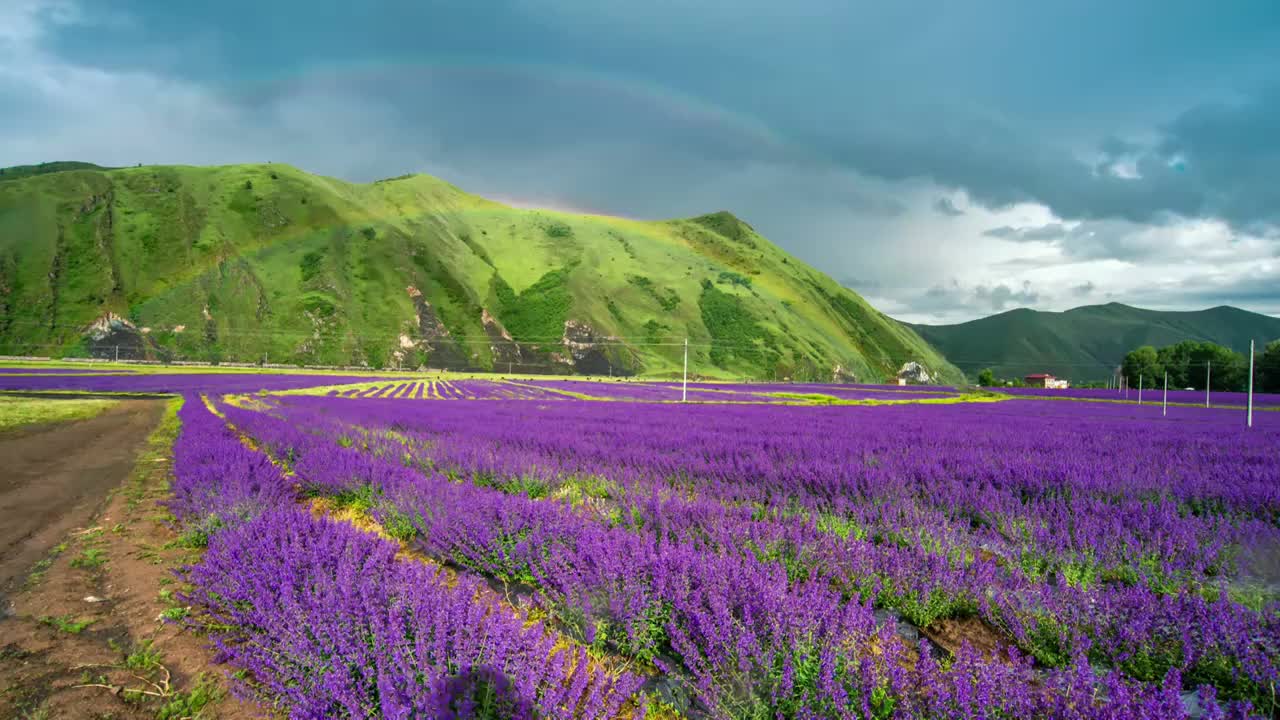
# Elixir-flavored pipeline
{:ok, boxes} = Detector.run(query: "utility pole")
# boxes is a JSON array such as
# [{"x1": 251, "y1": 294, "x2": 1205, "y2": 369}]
[
  {"x1": 1162, "y1": 371, "x2": 1168, "y2": 417},
  {"x1": 682, "y1": 338, "x2": 689, "y2": 403},
  {"x1": 1205, "y1": 361, "x2": 1211, "y2": 408},
  {"x1": 1247, "y1": 340, "x2": 1255, "y2": 428}
]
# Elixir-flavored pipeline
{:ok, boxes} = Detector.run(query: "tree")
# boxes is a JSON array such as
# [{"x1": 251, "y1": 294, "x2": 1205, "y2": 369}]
[
  {"x1": 977, "y1": 368, "x2": 995, "y2": 387},
  {"x1": 1201, "y1": 343, "x2": 1247, "y2": 391},
  {"x1": 1258, "y1": 339, "x2": 1280, "y2": 394},
  {"x1": 1156, "y1": 340, "x2": 1244, "y2": 390},
  {"x1": 1123, "y1": 340, "x2": 1247, "y2": 392},
  {"x1": 1155, "y1": 340, "x2": 1198, "y2": 388},
  {"x1": 1121, "y1": 346, "x2": 1163, "y2": 390}
]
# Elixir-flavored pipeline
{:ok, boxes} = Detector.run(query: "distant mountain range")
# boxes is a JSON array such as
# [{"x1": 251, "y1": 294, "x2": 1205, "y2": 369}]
[
  {"x1": 0, "y1": 161, "x2": 960, "y2": 382},
  {"x1": 907, "y1": 303, "x2": 1280, "y2": 381}
]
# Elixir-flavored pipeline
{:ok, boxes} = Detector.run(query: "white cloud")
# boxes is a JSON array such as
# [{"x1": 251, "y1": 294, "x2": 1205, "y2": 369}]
[{"x1": 874, "y1": 200, "x2": 1280, "y2": 323}]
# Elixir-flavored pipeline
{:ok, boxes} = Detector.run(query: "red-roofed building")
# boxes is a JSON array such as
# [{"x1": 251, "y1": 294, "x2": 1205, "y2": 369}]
[{"x1": 1024, "y1": 373, "x2": 1070, "y2": 389}]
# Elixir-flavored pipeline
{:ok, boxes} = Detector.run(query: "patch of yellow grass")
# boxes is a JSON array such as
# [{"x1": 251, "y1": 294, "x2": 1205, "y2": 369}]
[{"x1": 0, "y1": 395, "x2": 118, "y2": 432}]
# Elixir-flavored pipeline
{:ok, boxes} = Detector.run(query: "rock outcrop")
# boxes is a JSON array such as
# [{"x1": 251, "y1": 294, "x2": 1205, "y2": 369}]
[
  {"x1": 561, "y1": 320, "x2": 633, "y2": 376},
  {"x1": 896, "y1": 361, "x2": 934, "y2": 384},
  {"x1": 84, "y1": 313, "x2": 145, "y2": 360}
]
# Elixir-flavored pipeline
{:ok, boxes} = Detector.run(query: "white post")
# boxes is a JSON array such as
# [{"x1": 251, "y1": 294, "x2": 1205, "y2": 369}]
[
  {"x1": 1247, "y1": 340, "x2": 1255, "y2": 428},
  {"x1": 1162, "y1": 371, "x2": 1168, "y2": 417},
  {"x1": 682, "y1": 338, "x2": 689, "y2": 403},
  {"x1": 1138, "y1": 374, "x2": 1143, "y2": 405},
  {"x1": 1205, "y1": 361, "x2": 1211, "y2": 408},
  {"x1": 114, "y1": 345, "x2": 119, "y2": 362}
]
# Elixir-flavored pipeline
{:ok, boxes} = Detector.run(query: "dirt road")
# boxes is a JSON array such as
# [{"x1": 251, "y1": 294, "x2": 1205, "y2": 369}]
[
  {"x1": 0, "y1": 398, "x2": 261, "y2": 718},
  {"x1": 0, "y1": 400, "x2": 163, "y2": 601}
]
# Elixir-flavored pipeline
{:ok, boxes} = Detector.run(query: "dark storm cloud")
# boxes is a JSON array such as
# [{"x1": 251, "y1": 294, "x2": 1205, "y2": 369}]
[
  {"x1": 51, "y1": 0, "x2": 1280, "y2": 232},
  {"x1": 833, "y1": 88, "x2": 1280, "y2": 231},
  {"x1": 975, "y1": 281, "x2": 1040, "y2": 311},
  {"x1": 1153, "y1": 88, "x2": 1280, "y2": 230},
  {"x1": 918, "y1": 280, "x2": 1042, "y2": 315},
  {"x1": 983, "y1": 224, "x2": 1069, "y2": 242},
  {"x1": 932, "y1": 197, "x2": 964, "y2": 216},
  {"x1": 1122, "y1": 269, "x2": 1280, "y2": 317},
  {"x1": 810, "y1": 116, "x2": 1223, "y2": 228}
]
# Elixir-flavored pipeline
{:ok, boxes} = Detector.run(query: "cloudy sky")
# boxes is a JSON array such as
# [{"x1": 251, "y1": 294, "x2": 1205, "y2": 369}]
[{"x1": 3, "y1": 0, "x2": 1278, "y2": 323}]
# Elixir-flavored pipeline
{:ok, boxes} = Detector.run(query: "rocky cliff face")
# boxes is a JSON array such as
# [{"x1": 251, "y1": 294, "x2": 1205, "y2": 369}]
[
  {"x1": 559, "y1": 320, "x2": 634, "y2": 376},
  {"x1": 896, "y1": 361, "x2": 935, "y2": 384},
  {"x1": 406, "y1": 286, "x2": 471, "y2": 370},
  {"x1": 84, "y1": 313, "x2": 145, "y2": 360},
  {"x1": 480, "y1": 312, "x2": 633, "y2": 376}
]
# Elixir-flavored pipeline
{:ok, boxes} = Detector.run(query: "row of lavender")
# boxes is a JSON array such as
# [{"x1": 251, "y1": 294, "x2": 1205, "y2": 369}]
[
  {"x1": 0, "y1": 366, "x2": 136, "y2": 374},
  {"x1": 0, "y1": 372, "x2": 381, "y2": 393},
  {"x1": 531, "y1": 379, "x2": 959, "y2": 402},
  {"x1": 166, "y1": 397, "x2": 641, "y2": 718},
  {"x1": 218, "y1": 394, "x2": 1275, "y2": 717},
  {"x1": 1000, "y1": 386, "x2": 1280, "y2": 407},
  {"x1": 330, "y1": 379, "x2": 780, "y2": 403},
  {"x1": 652, "y1": 381, "x2": 961, "y2": 401},
  {"x1": 326, "y1": 379, "x2": 962, "y2": 403},
  {"x1": 332, "y1": 380, "x2": 580, "y2": 401}
]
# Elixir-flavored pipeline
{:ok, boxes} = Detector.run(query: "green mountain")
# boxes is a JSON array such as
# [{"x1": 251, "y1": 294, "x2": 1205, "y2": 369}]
[
  {"x1": 0, "y1": 162, "x2": 959, "y2": 382},
  {"x1": 908, "y1": 303, "x2": 1280, "y2": 382}
]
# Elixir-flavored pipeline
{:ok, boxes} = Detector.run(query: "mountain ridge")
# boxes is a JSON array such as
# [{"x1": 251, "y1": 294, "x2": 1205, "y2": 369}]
[
  {"x1": 907, "y1": 303, "x2": 1280, "y2": 381},
  {"x1": 0, "y1": 161, "x2": 961, "y2": 382}
]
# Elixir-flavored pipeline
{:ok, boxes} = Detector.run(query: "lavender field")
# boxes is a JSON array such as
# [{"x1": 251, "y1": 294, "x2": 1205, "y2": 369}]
[
  {"x1": 156, "y1": 377, "x2": 1278, "y2": 718},
  {"x1": 5, "y1": 368, "x2": 1277, "y2": 718}
]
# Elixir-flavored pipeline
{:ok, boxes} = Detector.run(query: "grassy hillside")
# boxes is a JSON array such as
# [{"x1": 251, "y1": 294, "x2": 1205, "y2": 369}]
[
  {"x1": 0, "y1": 162, "x2": 960, "y2": 382},
  {"x1": 909, "y1": 303, "x2": 1280, "y2": 381},
  {"x1": 0, "y1": 161, "x2": 114, "y2": 182}
]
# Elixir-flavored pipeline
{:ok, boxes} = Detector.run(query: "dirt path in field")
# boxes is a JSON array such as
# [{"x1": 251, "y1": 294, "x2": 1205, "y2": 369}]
[
  {"x1": 0, "y1": 401, "x2": 164, "y2": 599},
  {"x1": 0, "y1": 400, "x2": 262, "y2": 719}
]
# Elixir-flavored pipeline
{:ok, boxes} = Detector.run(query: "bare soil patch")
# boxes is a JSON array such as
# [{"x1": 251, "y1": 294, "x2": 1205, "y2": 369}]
[
  {"x1": 921, "y1": 615, "x2": 1013, "y2": 660},
  {"x1": 0, "y1": 401, "x2": 162, "y2": 598},
  {"x1": 0, "y1": 399, "x2": 261, "y2": 719}
]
